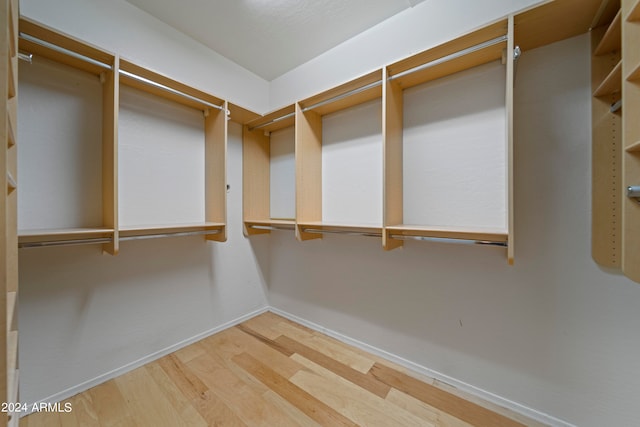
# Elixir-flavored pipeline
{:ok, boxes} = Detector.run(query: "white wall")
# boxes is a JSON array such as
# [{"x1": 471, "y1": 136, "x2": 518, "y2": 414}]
[
  {"x1": 265, "y1": 34, "x2": 640, "y2": 427},
  {"x1": 20, "y1": 0, "x2": 270, "y2": 113},
  {"x1": 269, "y1": 0, "x2": 544, "y2": 109}
]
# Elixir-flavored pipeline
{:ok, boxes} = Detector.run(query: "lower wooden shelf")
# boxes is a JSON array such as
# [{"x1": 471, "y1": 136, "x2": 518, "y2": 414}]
[
  {"x1": 119, "y1": 222, "x2": 224, "y2": 239},
  {"x1": 385, "y1": 224, "x2": 508, "y2": 244},
  {"x1": 244, "y1": 218, "x2": 296, "y2": 235},
  {"x1": 18, "y1": 227, "x2": 115, "y2": 247},
  {"x1": 297, "y1": 222, "x2": 383, "y2": 237}
]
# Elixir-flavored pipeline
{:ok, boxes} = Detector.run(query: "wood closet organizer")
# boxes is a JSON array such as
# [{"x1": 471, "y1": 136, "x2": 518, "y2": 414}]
[
  {"x1": 16, "y1": 18, "x2": 231, "y2": 253},
  {"x1": 591, "y1": 0, "x2": 640, "y2": 283},
  {"x1": 244, "y1": 17, "x2": 517, "y2": 263},
  {"x1": 2, "y1": 0, "x2": 19, "y2": 424}
]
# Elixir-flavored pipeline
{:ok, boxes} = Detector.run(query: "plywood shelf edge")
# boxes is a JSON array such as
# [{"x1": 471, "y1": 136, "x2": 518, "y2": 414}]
[
  {"x1": 594, "y1": 9, "x2": 622, "y2": 55},
  {"x1": 626, "y1": 140, "x2": 640, "y2": 152},
  {"x1": 593, "y1": 60, "x2": 623, "y2": 96},
  {"x1": 628, "y1": 0, "x2": 640, "y2": 21},
  {"x1": 386, "y1": 224, "x2": 509, "y2": 243}
]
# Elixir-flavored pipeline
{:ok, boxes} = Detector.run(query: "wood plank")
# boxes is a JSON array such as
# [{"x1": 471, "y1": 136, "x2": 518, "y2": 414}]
[
  {"x1": 205, "y1": 100, "x2": 228, "y2": 242},
  {"x1": 595, "y1": 9, "x2": 622, "y2": 55},
  {"x1": 261, "y1": 389, "x2": 322, "y2": 427},
  {"x1": 119, "y1": 58, "x2": 223, "y2": 111},
  {"x1": 386, "y1": 224, "x2": 508, "y2": 242},
  {"x1": 274, "y1": 335, "x2": 391, "y2": 398},
  {"x1": 295, "y1": 104, "x2": 323, "y2": 241},
  {"x1": 18, "y1": 228, "x2": 115, "y2": 244},
  {"x1": 191, "y1": 390, "x2": 248, "y2": 427},
  {"x1": 290, "y1": 354, "x2": 432, "y2": 427},
  {"x1": 626, "y1": 140, "x2": 640, "y2": 151},
  {"x1": 186, "y1": 352, "x2": 300, "y2": 427},
  {"x1": 628, "y1": 0, "x2": 640, "y2": 20},
  {"x1": 506, "y1": 15, "x2": 515, "y2": 265},
  {"x1": 593, "y1": 59, "x2": 623, "y2": 96},
  {"x1": 85, "y1": 380, "x2": 137, "y2": 427},
  {"x1": 515, "y1": 0, "x2": 604, "y2": 52},
  {"x1": 243, "y1": 125, "x2": 271, "y2": 236},
  {"x1": 591, "y1": 25, "x2": 623, "y2": 269},
  {"x1": 64, "y1": 393, "x2": 100, "y2": 427},
  {"x1": 370, "y1": 363, "x2": 526, "y2": 427},
  {"x1": 114, "y1": 367, "x2": 189, "y2": 427},
  {"x1": 383, "y1": 67, "x2": 404, "y2": 250},
  {"x1": 273, "y1": 321, "x2": 375, "y2": 374},
  {"x1": 622, "y1": 0, "x2": 640, "y2": 282},
  {"x1": 118, "y1": 222, "x2": 224, "y2": 237},
  {"x1": 233, "y1": 352, "x2": 357, "y2": 427},
  {"x1": 157, "y1": 354, "x2": 209, "y2": 402},
  {"x1": 245, "y1": 104, "x2": 296, "y2": 132},
  {"x1": 227, "y1": 102, "x2": 260, "y2": 125},
  {"x1": 102, "y1": 58, "x2": 119, "y2": 255}
]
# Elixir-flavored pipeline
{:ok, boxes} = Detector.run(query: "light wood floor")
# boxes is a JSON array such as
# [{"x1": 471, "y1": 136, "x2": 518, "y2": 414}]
[{"x1": 21, "y1": 312, "x2": 543, "y2": 427}]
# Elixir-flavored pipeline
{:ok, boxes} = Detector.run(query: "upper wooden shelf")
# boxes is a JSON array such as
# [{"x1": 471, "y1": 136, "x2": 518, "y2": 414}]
[
  {"x1": 386, "y1": 224, "x2": 508, "y2": 243},
  {"x1": 8, "y1": 0, "x2": 16, "y2": 58},
  {"x1": 119, "y1": 59, "x2": 226, "y2": 112},
  {"x1": 298, "y1": 69, "x2": 382, "y2": 116},
  {"x1": 594, "y1": 9, "x2": 622, "y2": 56},
  {"x1": 18, "y1": 17, "x2": 116, "y2": 75},
  {"x1": 228, "y1": 102, "x2": 260, "y2": 125},
  {"x1": 245, "y1": 104, "x2": 296, "y2": 133},
  {"x1": 387, "y1": 19, "x2": 507, "y2": 90},
  {"x1": 8, "y1": 56, "x2": 16, "y2": 99},
  {"x1": 6, "y1": 291, "x2": 17, "y2": 333},
  {"x1": 594, "y1": 59, "x2": 623, "y2": 96}
]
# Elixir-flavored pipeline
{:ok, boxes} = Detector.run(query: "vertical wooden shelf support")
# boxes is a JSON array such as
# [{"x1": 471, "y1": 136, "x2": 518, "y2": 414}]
[
  {"x1": 506, "y1": 15, "x2": 515, "y2": 265},
  {"x1": 205, "y1": 101, "x2": 228, "y2": 242},
  {"x1": 102, "y1": 56, "x2": 119, "y2": 255},
  {"x1": 295, "y1": 103, "x2": 323, "y2": 241},
  {"x1": 242, "y1": 125, "x2": 271, "y2": 236},
  {"x1": 2, "y1": 0, "x2": 19, "y2": 424},
  {"x1": 382, "y1": 67, "x2": 404, "y2": 251},
  {"x1": 622, "y1": 0, "x2": 640, "y2": 281}
]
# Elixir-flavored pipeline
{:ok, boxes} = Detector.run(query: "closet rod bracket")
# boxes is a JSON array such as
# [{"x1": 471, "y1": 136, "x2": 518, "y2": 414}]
[{"x1": 627, "y1": 186, "x2": 640, "y2": 203}]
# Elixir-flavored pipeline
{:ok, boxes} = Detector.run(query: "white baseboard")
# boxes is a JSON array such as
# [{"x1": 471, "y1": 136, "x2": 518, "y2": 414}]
[
  {"x1": 268, "y1": 306, "x2": 575, "y2": 427},
  {"x1": 21, "y1": 306, "x2": 269, "y2": 417}
]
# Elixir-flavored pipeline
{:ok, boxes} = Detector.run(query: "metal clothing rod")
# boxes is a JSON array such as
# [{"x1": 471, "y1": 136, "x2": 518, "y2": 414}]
[
  {"x1": 248, "y1": 111, "x2": 296, "y2": 131},
  {"x1": 119, "y1": 69, "x2": 226, "y2": 113},
  {"x1": 389, "y1": 35, "x2": 509, "y2": 82},
  {"x1": 611, "y1": 99, "x2": 622, "y2": 113},
  {"x1": 19, "y1": 237, "x2": 112, "y2": 249},
  {"x1": 301, "y1": 80, "x2": 383, "y2": 113},
  {"x1": 301, "y1": 228, "x2": 382, "y2": 238},
  {"x1": 389, "y1": 234, "x2": 507, "y2": 247},
  {"x1": 627, "y1": 186, "x2": 640, "y2": 199},
  {"x1": 119, "y1": 229, "x2": 221, "y2": 241},
  {"x1": 248, "y1": 225, "x2": 295, "y2": 231},
  {"x1": 18, "y1": 52, "x2": 32, "y2": 63},
  {"x1": 19, "y1": 32, "x2": 112, "y2": 70}
]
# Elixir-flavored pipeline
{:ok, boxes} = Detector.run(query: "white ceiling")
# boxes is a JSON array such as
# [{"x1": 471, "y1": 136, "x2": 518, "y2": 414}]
[{"x1": 125, "y1": 0, "x2": 427, "y2": 81}]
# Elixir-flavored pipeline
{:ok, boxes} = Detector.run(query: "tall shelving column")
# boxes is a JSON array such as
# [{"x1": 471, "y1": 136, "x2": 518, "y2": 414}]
[
  {"x1": 591, "y1": 0, "x2": 622, "y2": 269},
  {"x1": 622, "y1": 0, "x2": 640, "y2": 281},
  {"x1": 2, "y1": 0, "x2": 19, "y2": 424}
]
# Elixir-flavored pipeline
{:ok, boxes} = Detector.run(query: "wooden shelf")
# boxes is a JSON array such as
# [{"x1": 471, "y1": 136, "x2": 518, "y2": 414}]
[
  {"x1": 385, "y1": 224, "x2": 508, "y2": 243},
  {"x1": 626, "y1": 140, "x2": 640, "y2": 152},
  {"x1": 8, "y1": 0, "x2": 16, "y2": 58},
  {"x1": 298, "y1": 70, "x2": 382, "y2": 116},
  {"x1": 245, "y1": 219, "x2": 296, "y2": 235},
  {"x1": 595, "y1": 9, "x2": 622, "y2": 55},
  {"x1": 7, "y1": 96, "x2": 15, "y2": 147},
  {"x1": 228, "y1": 102, "x2": 260, "y2": 125},
  {"x1": 18, "y1": 227, "x2": 115, "y2": 245},
  {"x1": 246, "y1": 104, "x2": 296, "y2": 133},
  {"x1": 119, "y1": 222, "x2": 224, "y2": 238},
  {"x1": 8, "y1": 55, "x2": 16, "y2": 99},
  {"x1": 6, "y1": 171, "x2": 16, "y2": 193},
  {"x1": 297, "y1": 221, "x2": 383, "y2": 237},
  {"x1": 387, "y1": 20, "x2": 507, "y2": 89},
  {"x1": 629, "y1": 0, "x2": 640, "y2": 21},
  {"x1": 628, "y1": 61, "x2": 640, "y2": 81},
  {"x1": 593, "y1": 59, "x2": 623, "y2": 96},
  {"x1": 19, "y1": 17, "x2": 116, "y2": 76},
  {"x1": 119, "y1": 59, "x2": 224, "y2": 112}
]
